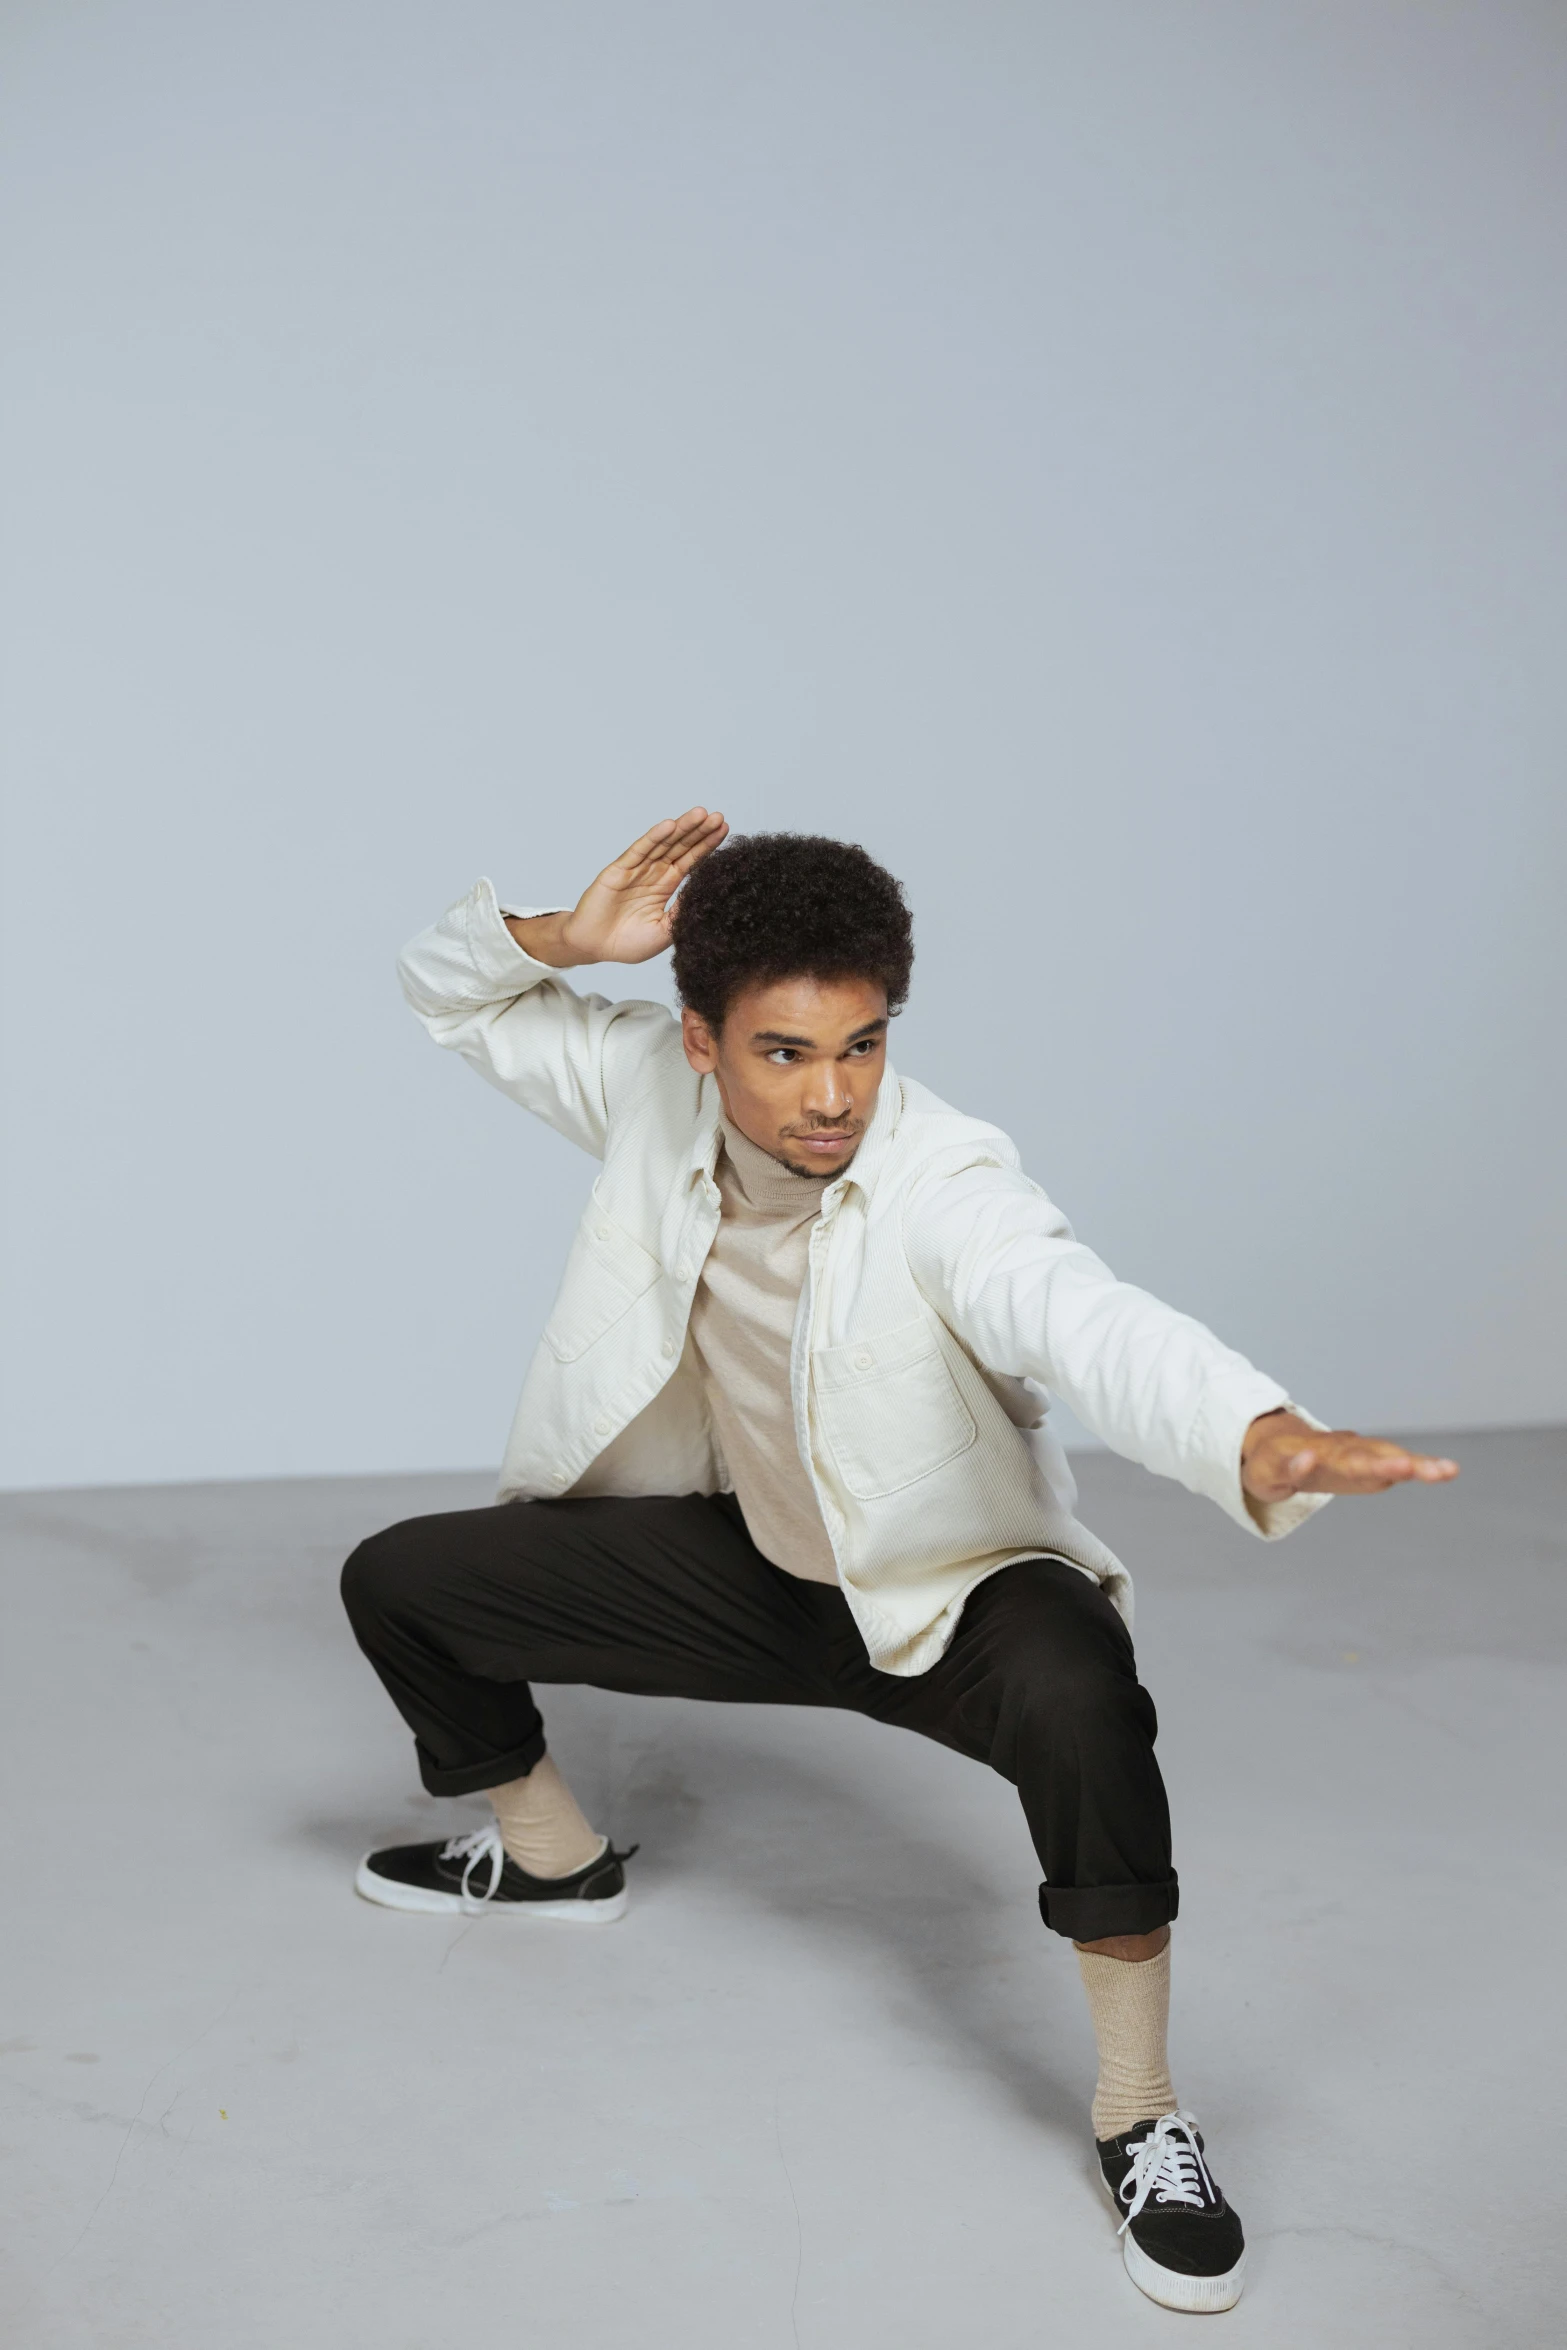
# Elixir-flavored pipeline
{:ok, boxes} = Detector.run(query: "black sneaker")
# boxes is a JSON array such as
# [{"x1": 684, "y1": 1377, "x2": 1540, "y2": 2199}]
[
  {"x1": 355, "y1": 1825, "x2": 635, "y2": 1923},
  {"x1": 1096, "y1": 2111, "x2": 1246, "y2": 2312}
]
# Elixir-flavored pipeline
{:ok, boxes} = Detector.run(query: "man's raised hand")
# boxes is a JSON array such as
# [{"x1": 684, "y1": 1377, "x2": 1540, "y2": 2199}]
[
  {"x1": 506, "y1": 809, "x2": 729, "y2": 968},
  {"x1": 1240, "y1": 1410, "x2": 1459, "y2": 1504}
]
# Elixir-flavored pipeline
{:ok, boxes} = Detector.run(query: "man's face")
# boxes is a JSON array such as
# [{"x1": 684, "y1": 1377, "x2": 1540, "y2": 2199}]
[{"x1": 680, "y1": 974, "x2": 890, "y2": 1178}]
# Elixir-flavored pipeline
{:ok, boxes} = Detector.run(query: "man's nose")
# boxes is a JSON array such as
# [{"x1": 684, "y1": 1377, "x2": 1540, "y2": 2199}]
[{"x1": 800, "y1": 1060, "x2": 852, "y2": 1120}]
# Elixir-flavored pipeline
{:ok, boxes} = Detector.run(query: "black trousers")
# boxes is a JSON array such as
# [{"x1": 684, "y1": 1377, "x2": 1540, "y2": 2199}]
[{"x1": 341, "y1": 1491, "x2": 1178, "y2": 1942}]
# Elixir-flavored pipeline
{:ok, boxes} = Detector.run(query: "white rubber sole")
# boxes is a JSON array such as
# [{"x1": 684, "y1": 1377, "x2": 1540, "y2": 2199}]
[
  {"x1": 354, "y1": 1855, "x2": 629, "y2": 1923},
  {"x1": 1099, "y1": 2168, "x2": 1246, "y2": 2312}
]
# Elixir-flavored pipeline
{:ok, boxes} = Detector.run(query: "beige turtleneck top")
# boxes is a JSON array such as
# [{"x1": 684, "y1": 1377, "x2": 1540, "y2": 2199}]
[{"x1": 687, "y1": 1120, "x2": 841, "y2": 1585}]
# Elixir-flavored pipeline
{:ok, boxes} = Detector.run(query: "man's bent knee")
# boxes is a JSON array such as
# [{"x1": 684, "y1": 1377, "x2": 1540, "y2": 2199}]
[
  {"x1": 965, "y1": 1567, "x2": 1157, "y2": 1775},
  {"x1": 340, "y1": 1517, "x2": 440, "y2": 1633},
  {"x1": 974, "y1": 1562, "x2": 1141, "y2": 1696}
]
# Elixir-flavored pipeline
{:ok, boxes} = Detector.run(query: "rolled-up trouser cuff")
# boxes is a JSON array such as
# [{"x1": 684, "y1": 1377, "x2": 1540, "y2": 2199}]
[
  {"x1": 416, "y1": 1725, "x2": 547, "y2": 1798},
  {"x1": 1038, "y1": 1873, "x2": 1180, "y2": 1941}
]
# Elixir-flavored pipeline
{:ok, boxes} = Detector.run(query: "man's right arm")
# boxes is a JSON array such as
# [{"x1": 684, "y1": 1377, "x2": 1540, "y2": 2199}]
[{"x1": 397, "y1": 809, "x2": 728, "y2": 1157}]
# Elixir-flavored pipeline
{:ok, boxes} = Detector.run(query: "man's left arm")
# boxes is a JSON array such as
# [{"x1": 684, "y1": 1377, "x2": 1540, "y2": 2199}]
[{"x1": 905, "y1": 1159, "x2": 1457, "y2": 1535}]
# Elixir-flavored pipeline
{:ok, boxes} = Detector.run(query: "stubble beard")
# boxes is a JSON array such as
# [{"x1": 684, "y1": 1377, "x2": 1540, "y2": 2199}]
[{"x1": 773, "y1": 1123, "x2": 864, "y2": 1180}]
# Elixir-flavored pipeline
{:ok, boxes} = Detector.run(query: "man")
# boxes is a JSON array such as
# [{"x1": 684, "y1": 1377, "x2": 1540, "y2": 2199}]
[{"x1": 342, "y1": 811, "x2": 1457, "y2": 2314}]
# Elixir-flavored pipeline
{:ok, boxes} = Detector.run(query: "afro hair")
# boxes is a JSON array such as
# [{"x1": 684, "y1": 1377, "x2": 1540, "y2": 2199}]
[{"x1": 670, "y1": 832, "x2": 914, "y2": 1030}]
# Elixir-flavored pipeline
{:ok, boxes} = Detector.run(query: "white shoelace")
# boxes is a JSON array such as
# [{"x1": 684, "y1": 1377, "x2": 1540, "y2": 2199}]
[
  {"x1": 1116, "y1": 2111, "x2": 1217, "y2": 2233},
  {"x1": 440, "y1": 1825, "x2": 508, "y2": 1914}
]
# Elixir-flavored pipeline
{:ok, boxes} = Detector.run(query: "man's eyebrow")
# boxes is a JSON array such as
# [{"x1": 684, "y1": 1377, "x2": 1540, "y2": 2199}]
[{"x1": 750, "y1": 1018, "x2": 889, "y2": 1050}]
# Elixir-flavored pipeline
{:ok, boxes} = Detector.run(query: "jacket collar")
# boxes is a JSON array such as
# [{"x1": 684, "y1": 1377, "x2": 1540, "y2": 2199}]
[{"x1": 828, "y1": 1060, "x2": 903, "y2": 1201}]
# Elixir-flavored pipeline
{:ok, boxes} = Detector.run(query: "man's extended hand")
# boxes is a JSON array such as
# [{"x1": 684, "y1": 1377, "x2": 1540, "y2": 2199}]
[
  {"x1": 1241, "y1": 1409, "x2": 1459, "y2": 1503},
  {"x1": 505, "y1": 808, "x2": 729, "y2": 968}
]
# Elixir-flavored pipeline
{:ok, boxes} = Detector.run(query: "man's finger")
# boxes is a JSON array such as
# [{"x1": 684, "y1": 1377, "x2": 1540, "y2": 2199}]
[
  {"x1": 1345, "y1": 1444, "x2": 1415, "y2": 1479},
  {"x1": 605, "y1": 814, "x2": 684, "y2": 882},
  {"x1": 665, "y1": 814, "x2": 728, "y2": 883},
  {"x1": 608, "y1": 809, "x2": 715, "y2": 884},
  {"x1": 1334, "y1": 1441, "x2": 1459, "y2": 1488},
  {"x1": 1289, "y1": 1444, "x2": 1460, "y2": 1495},
  {"x1": 640, "y1": 812, "x2": 728, "y2": 895},
  {"x1": 660, "y1": 806, "x2": 721, "y2": 851}
]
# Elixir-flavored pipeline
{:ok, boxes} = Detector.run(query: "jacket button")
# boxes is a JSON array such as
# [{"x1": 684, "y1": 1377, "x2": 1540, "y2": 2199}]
[
  {"x1": 854, "y1": 1350, "x2": 874, "y2": 1371},
  {"x1": 593, "y1": 1415, "x2": 610, "y2": 1436},
  {"x1": 661, "y1": 1338, "x2": 677, "y2": 1358}
]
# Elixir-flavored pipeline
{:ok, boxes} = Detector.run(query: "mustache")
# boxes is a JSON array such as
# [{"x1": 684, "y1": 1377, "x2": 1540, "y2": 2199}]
[{"x1": 779, "y1": 1117, "x2": 865, "y2": 1139}]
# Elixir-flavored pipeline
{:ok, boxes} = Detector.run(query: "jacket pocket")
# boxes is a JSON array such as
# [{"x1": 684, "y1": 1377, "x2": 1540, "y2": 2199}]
[
  {"x1": 542, "y1": 1208, "x2": 664, "y2": 1363},
  {"x1": 812, "y1": 1317, "x2": 978, "y2": 1501}
]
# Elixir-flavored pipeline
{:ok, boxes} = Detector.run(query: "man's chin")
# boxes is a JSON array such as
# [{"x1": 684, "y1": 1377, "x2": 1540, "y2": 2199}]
[{"x1": 778, "y1": 1138, "x2": 860, "y2": 1177}]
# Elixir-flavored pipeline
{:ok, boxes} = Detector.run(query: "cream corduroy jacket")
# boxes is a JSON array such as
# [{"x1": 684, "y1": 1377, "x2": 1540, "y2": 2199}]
[{"x1": 399, "y1": 880, "x2": 1327, "y2": 1675}]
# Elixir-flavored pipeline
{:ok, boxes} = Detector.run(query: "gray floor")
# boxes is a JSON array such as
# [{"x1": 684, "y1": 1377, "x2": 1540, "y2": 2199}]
[{"x1": 3, "y1": 1430, "x2": 1564, "y2": 2348}]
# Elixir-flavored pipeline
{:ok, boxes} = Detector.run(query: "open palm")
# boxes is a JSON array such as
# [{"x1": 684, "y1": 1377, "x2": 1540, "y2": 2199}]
[{"x1": 562, "y1": 809, "x2": 730, "y2": 965}]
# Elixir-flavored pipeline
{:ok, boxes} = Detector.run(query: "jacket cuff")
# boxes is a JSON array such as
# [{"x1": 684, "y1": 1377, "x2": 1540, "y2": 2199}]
[
  {"x1": 466, "y1": 879, "x2": 573, "y2": 986},
  {"x1": 1189, "y1": 1372, "x2": 1332, "y2": 1542}
]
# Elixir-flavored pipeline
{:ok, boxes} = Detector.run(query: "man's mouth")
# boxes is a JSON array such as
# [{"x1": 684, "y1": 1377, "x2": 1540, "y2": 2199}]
[{"x1": 789, "y1": 1129, "x2": 858, "y2": 1154}]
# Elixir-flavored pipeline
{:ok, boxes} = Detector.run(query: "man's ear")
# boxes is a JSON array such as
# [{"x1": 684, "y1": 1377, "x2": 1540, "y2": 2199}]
[{"x1": 681, "y1": 1007, "x2": 719, "y2": 1073}]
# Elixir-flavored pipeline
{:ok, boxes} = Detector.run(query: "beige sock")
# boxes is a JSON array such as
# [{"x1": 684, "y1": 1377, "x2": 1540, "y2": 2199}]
[
  {"x1": 487, "y1": 1752, "x2": 605, "y2": 1880},
  {"x1": 1075, "y1": 1941, "x2": 1178, "y2": 2142}
]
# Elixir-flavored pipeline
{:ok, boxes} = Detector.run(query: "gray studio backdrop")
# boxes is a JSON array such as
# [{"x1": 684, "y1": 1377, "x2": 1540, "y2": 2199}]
[{"x1": 3, "y1": 1, "x2": 1564, "y2": 1491}]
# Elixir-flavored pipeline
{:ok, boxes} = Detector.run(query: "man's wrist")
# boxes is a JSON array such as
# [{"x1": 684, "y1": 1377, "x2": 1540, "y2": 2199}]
[
  {"x1": 504, "y1": 911, "x2": 589, "y2": 968},
  {"x1": 1240, "y1": 1406, "x2": 1309, "y2": 1465},
  {"x1": 1241, "y1": 1406, "x2": 1284, "y2": 1466},
  {"x1": 1239, "y1": 1408, "x2": 1320, "y2": 1499}
]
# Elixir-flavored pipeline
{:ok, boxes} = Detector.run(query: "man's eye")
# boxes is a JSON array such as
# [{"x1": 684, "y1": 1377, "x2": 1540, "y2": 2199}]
[
  {"x1": 767, "y1": 1049, "x2": 798, "y2": 1065},
  {"x1": 847, "y1": 1039, "x2": 876, "y2": 1057}
]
